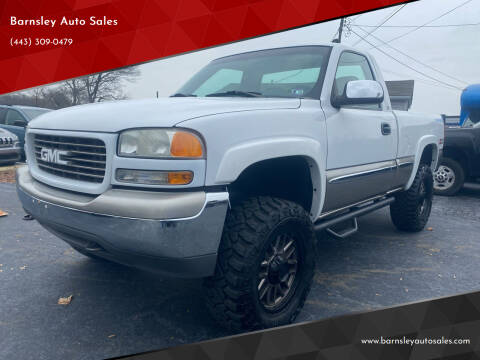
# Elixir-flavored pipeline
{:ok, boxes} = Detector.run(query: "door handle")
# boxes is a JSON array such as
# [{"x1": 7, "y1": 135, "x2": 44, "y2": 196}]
[{"x1": 381, "y1": 122, "x2": 391, "y2": 135}]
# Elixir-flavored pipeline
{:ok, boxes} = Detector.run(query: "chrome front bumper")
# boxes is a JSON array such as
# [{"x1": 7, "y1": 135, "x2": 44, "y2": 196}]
[{"x1": 16, "y1": 166, "x2": 229, "y2": 278}]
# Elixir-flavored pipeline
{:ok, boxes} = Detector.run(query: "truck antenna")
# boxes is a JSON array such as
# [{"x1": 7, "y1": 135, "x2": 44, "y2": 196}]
[{"x1": 332, "y1": 18, "x2": 345, "y2": 43}]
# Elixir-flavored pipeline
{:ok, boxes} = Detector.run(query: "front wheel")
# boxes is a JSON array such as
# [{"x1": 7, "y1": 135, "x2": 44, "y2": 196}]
[
  {"x1": 390, "y1": 163, "x2": 433, "y2": 232},
  {"x1": 433, "y1": 158, "x2": 465, "y2": 196},
  {"x1": 203, "y1": 196, "x2": 316, "y2": 331}
]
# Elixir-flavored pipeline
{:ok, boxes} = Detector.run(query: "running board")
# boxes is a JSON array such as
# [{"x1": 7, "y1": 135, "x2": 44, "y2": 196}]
[{"x1": 314, "y1": 197, "x2": 395, "y2": 232}]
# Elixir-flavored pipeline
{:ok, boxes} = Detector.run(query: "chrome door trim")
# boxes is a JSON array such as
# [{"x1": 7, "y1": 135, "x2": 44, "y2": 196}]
[
  {"x1": 322, "y1": 156, "x2": 414, "y2": 215},
  {"x1": 318, "y1": 194, "x2": 386, "y2": 219},
  {"x1": 327, "y1": 160, "x2": 397, "y2": 184}
]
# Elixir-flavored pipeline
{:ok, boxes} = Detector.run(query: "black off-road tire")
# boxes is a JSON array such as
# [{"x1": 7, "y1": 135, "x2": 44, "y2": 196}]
[
  {"x1": 433, "y1": 158, "x2": 465, "y2": 196},
  {"x1": 390, "y1": 163, "x2": 433, "y2": 232},
  {"x1": 203, "y1": 196, "x2": 316, "y2": 331}
]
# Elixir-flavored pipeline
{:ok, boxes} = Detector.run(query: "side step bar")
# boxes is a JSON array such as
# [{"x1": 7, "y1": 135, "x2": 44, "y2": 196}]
[
  {"x1": 326, "y1": 218, "x2": 358, "y2": 239},
  {"x1": 314, "y1": 197, "x2": 395, "y2": 232}
]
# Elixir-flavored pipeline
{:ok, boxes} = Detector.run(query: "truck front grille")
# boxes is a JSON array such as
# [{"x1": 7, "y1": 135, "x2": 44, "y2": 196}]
[
  {"x1": 0, "y1": 137, "x2": 14, "y2": 148},
  {"x1": 34, "y1": 134, "x2": 106, "y2": 183}
]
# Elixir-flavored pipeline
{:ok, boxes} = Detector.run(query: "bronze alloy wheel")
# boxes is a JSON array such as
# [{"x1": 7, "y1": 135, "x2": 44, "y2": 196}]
[{"x1": 257, "y1": 233, "x2": 299, "y2": 311}]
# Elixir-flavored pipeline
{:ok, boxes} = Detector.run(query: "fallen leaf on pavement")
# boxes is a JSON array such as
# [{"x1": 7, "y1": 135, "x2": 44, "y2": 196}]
[
  {"x1": 0, "y1": 210, "x2": 7, "y2": 217},
  {"x1": 58, "y1": 295, "x2": 73, "y2": 305},
  {"x1": 426, "y1": 227, "x2": 433, "y2": 231}
]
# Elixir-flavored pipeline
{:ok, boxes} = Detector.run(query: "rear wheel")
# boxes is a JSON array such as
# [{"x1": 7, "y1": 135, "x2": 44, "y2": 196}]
[
  {"x1": 390, "y1": 163, "x2": 433, "y2": 232},
  {"x1": 203, "y1": 196, "x2": 315, "y2": 331},
  {"x1": 433, "y1": 158, "x2": 465, "y2": 196}
]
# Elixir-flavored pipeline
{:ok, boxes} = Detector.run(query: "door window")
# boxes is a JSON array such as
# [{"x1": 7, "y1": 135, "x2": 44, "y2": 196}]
[
  {"x1": 0, "y1": 108, "x2": 6, "y2": 124},
  {"x1": 5, "y1": 109, "x2": 27, "y2": 127},
  {"x1": 333, "y1": 52, "x2": 380, "y2": 110},
  {"x1": 334, "y1": 52, "x2": 375, "y2": 96}
]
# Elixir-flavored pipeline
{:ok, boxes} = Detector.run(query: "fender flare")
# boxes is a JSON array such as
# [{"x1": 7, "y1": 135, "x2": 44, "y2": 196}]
[
  {"x1": 214, "y1": 136, "x2": 326, "y2": 218},
  {"x1": 405, "y1": 135, "x2": 440, "y2": 190}
]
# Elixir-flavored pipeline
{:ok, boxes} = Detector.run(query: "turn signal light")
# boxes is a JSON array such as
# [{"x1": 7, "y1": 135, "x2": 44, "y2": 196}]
[
  {"x1": 168, "y1": 171, "x2": 194, "y2": 185},
  {"x1": 116, "y1": 169, "x2": 193, "y2": 185},
  {"x1": 170, "y1": 131, "x2": 203, "y2": 158}
]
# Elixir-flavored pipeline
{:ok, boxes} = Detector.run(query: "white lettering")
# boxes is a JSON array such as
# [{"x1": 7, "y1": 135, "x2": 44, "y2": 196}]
[{"x1": 9, "y1": 16, "x2": 56, "y2": 27}]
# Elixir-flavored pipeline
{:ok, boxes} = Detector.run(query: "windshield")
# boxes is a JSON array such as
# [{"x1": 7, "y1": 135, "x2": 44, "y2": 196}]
[
  {"x1": 175, "y1": 46, "x2": 331, "y2": 99},
  {"x1": 21, "y1": 108, "x2": 51, "y2": 120}
]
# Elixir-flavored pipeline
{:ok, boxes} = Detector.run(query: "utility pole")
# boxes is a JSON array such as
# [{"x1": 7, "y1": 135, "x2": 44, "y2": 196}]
[{"x1": 333, "y1": 18, "x2": 345, "y2": 43}]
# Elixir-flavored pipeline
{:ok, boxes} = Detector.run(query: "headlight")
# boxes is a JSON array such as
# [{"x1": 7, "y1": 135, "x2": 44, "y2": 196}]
[{"x1": 118, "y1": 129, "x2": 204, "y2": 158}]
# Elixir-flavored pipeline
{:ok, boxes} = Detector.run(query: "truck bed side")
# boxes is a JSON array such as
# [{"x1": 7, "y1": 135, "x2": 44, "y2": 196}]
[{"x1": 393, "y1": 110, "x2": 444, "y2": 189}]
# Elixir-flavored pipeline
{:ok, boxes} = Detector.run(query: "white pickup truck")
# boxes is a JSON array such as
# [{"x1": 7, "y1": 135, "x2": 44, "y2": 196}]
[{"x1": 17, "y1": 43, "x2": 444, "y2": 331}]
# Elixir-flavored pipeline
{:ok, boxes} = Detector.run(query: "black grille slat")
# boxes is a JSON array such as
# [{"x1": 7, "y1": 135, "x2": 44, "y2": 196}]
[
  {"x1": 37, "y1": 163, "x2": 105, "y2": 178},
  {"x1": 33, "y1": 134, "x2": 106, "y2": 184},
  {"x1": 34, "y1": 138, "x2": 105, "y2": 149},
  {"x1": 36, "y1": 158, "x2": 105, "y2": 173}
]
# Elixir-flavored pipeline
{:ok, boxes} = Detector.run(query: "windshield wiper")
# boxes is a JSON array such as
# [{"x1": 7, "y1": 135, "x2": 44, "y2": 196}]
[
  {"x1": 170, "y1": 93, "x2": 197, "y2": 97},
  {"x1": 205, "y1": 90, "x2": 262, "y2": 98}
]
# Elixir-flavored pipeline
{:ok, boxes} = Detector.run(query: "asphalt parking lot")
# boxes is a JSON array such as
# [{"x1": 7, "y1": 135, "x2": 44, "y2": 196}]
[{"x1": 1, "y1": 178, "x2": 480, "y2": 360}]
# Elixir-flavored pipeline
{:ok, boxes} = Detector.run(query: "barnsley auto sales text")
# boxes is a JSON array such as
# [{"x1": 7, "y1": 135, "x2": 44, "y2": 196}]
[{"x1": 10, "y1": 16, "x2": 118, "y2": 28}]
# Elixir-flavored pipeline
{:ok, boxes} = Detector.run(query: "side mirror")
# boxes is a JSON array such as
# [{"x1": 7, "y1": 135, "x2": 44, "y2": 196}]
[{"x1": 332, "y1": 80, "x2": 384, "y2": 108}]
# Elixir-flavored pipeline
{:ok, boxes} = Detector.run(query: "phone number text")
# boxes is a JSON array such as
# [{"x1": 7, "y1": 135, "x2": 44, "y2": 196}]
[{"x1": 10, "y1": 38, "x2": 74, "y2": 47}]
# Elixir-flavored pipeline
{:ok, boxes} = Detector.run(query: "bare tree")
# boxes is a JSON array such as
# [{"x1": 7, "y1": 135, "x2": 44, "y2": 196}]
[
  {"x1": 61, "y1": 78, "x2": 85, "y2": 106},
  {"x1": 38, "y1": 86, "x2": 73, "y2": 108},
  {"x1": 82, "y1": 67, "x2": 140, "y2": 103},
  {"x1": 0, "y1": 66, "x2": 140, "y2": 109}
]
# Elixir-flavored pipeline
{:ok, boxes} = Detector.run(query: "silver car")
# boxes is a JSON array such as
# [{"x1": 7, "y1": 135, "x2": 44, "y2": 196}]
[{"x1": 0, "y1": 128, "x2": 21, "y2": 165}]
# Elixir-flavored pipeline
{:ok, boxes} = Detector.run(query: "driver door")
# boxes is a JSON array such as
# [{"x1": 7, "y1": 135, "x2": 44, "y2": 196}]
[{"x1": 323, "y1": 51, "x2": 398, "y2": 212}]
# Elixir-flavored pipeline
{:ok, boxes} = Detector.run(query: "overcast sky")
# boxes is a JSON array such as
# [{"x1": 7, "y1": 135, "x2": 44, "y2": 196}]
[{"x1": 127, "y1": 0, "x2": 480, "y2": 115}]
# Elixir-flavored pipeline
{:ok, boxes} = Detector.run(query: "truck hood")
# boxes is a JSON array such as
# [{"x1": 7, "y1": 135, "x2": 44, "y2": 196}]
[{"x1": 28, "y1": 97, "x2": 301, "y2": 132}]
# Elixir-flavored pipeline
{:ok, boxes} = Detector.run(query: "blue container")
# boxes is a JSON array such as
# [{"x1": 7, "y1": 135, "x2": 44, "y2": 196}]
[{"x1": 460, "y1": 84, "x2": 480, "y2": 126}]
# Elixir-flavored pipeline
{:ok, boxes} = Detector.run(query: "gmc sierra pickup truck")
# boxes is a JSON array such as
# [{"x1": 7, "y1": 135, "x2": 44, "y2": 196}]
[{"x1": 16, "y1": 44, "x2": 444, "y2": 331}]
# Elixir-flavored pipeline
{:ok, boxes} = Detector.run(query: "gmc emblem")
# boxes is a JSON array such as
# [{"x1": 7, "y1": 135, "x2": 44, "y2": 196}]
[{"x1": 40, "y1": 148, "x2": 70, "y2": 165}]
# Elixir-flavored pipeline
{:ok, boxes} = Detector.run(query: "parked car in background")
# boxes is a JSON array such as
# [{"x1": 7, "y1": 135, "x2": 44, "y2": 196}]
[
  {"x1": 0, "y1": 128, "x2": 21, "y2": 165},
  {"x1": 434, "y1": 122, "x2": 480, "y2": 196},
  {"x1": 0, "y1": 105, "x2": 52, "y2": 158},
  {"x1": 434, "y1": 85, "x2": 480, "y2": 196}
]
